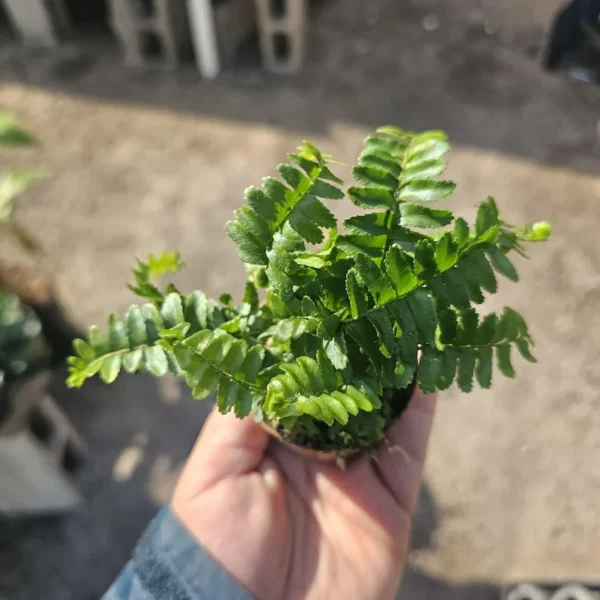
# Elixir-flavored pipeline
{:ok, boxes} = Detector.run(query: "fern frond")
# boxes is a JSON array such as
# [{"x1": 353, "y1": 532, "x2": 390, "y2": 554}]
[
  {"x1": 264, "y1": 351, "x2": 380, "y2": 426},
  {"x1": 338, "y1": 129, "x2": 456, "y2": 263},
  {"x1": 174, "y1": 329, "x2": 265, "y2": 417},
  {"x1": 67, "y1": 293, "x2": 267, "y2": 418},
  {"x1": 128, "y1": 252, "x2": 184, "y2": 304},
  {"x1": 334, "y1": 200, "x2": 528, "y2": 392},
  {"x1": 66, "y1": 296, "x2": 187, "y2": 387},
  {"x1": 418, "y1": 306, "x2": 536, "y2": 394},
  {"x1": 225, "y1": 142, "x2": 344, "y2": 269},
  {"x1": 343, "y1": 218, "x2": 499, "y2": 325},
  {"x1": 67, "y1": 290, "x2": 227, "y2": 386}
]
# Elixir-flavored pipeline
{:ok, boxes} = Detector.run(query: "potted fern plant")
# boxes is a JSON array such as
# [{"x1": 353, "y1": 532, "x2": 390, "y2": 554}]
[{"x1": 66, "y1": 126, "x2": 551, "y2": 458}]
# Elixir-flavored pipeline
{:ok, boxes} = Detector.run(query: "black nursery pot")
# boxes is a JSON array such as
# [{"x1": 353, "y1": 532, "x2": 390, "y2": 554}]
[{"x1": 262, "y1": 378, "x2": 418, "y2": 461}]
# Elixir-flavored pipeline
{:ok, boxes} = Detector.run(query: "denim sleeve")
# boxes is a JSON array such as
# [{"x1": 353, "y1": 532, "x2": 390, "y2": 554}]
[{"x1": 102, "y1": 507, "x2": 255, "y2": 600}]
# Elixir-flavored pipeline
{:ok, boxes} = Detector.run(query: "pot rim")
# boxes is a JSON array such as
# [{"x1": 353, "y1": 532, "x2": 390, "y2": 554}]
[{"x1": 260, "y1": 421, "x2": 357, "y2": 461}]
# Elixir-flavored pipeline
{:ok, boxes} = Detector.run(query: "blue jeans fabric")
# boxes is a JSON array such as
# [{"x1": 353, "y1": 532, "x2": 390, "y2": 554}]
[{"x1": 102, "y1": 507, "x2": 254, "y2": 600}]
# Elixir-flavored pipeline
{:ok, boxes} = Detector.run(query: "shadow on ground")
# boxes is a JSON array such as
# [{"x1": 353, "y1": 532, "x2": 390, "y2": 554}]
[
  {"x1": 400, "y1": 570, "x2": 499, "y2": 600},
  {"x1": 0, "y1": 0, "x2": 598, "y2": 176},
  {"x1": 0, "y1": 370, "x2": 211, "y2": 600},
  {"x1": 397, "y1": 486, "x2": 500, "y2": 599}
]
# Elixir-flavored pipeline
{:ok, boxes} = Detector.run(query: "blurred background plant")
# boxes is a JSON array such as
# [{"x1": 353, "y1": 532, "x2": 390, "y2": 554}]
[
  {"x1": 0, "y1": 110, "x2": 50, "y2": 255},
  {"x1": 0, "y1": 111, "x2": 52, "y2": 421}
]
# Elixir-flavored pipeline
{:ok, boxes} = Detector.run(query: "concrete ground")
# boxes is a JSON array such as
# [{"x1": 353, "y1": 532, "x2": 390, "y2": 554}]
[{"x1": 0, "y1": 0, "x2": 599, "y2": 597}]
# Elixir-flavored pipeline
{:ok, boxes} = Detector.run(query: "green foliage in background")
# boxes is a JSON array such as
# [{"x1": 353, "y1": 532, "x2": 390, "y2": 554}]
[
  {"x1": 66, "y1": 127, "x2": 550, "y2": 448},
  {"x1": 0, "y1": 110, "x2": 50, "y2": 254},
  {"x1": 0, "y1": 290, "x2": 49, "y2": 376},
  {"x1": 0, "y1": 111, "x2": 50, "y2": 380}
]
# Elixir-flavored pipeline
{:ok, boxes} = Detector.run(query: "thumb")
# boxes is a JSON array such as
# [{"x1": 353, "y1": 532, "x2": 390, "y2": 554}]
[{"x1": 174, "y1": 407, "x2": 270, "y2": 497}]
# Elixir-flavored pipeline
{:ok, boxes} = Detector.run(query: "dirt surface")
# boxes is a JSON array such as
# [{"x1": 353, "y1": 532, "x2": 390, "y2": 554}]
[{"x1": 0, "y1": 0, "x2": 599, "y2": 598}]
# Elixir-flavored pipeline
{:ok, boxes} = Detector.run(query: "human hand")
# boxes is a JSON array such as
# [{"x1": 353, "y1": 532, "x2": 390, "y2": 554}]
[{"x1": 172, "y1": 389, "x2": 437, "y2": 600}]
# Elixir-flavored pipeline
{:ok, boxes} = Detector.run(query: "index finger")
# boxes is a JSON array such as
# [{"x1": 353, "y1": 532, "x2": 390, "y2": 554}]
[
  {"x1": 374, "y1": 389, "x2": 437, "y2": 515},
  {"x1": 175, "y1": 408, "x2": 269, "y2": 499}
]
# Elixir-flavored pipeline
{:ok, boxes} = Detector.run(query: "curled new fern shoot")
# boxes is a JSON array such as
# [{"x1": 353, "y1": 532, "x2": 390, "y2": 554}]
[{"x1": 66, "y1": 127, "x2": 551, "y2": 455}]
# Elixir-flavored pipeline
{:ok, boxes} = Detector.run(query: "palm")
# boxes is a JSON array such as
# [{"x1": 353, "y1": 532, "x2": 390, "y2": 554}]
[{"x1": 172, "y1": 390, "x2": 435, "y2": 600}]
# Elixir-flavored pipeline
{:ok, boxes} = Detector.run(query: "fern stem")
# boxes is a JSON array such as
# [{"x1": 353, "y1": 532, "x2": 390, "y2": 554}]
[
  {"x1": 442, "y1": 336, "x2": 527, "y2": 350},
  {"x1": 84, "y1": 342, "x2": 266, "y2": 394},
  {"x1": 381, "y1": 209, "x2": 396, "y2": 259}
]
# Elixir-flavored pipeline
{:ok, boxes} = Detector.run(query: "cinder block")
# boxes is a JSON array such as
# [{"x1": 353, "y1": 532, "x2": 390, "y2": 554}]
[
  {"x1": 254, "y1": 0, "x2": 308, "y2": 74},
  {"x1": 0, "y1": 372, "x2": 86, "y2": 515},
  {"x1": 506, "y1": 584, "x2": 548, "y2": 600},
  {"x1": 551, "y1": 585, "x2": 597, "y2": 600},
  {"x1": 504, "y1": 584, "x2": 600, "y2": 600},
  {"x1": 107, "y1": 0, "x2": 190, "y2": 70},
  {"x1": 3, "y1": 0, "x2": 70, "y2": 47}
]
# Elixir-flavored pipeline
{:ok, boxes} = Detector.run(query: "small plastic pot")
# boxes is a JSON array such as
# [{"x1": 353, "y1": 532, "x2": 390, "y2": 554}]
[{"x1": 261, "y1": 381, "x2": 417, "y2": 461}]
